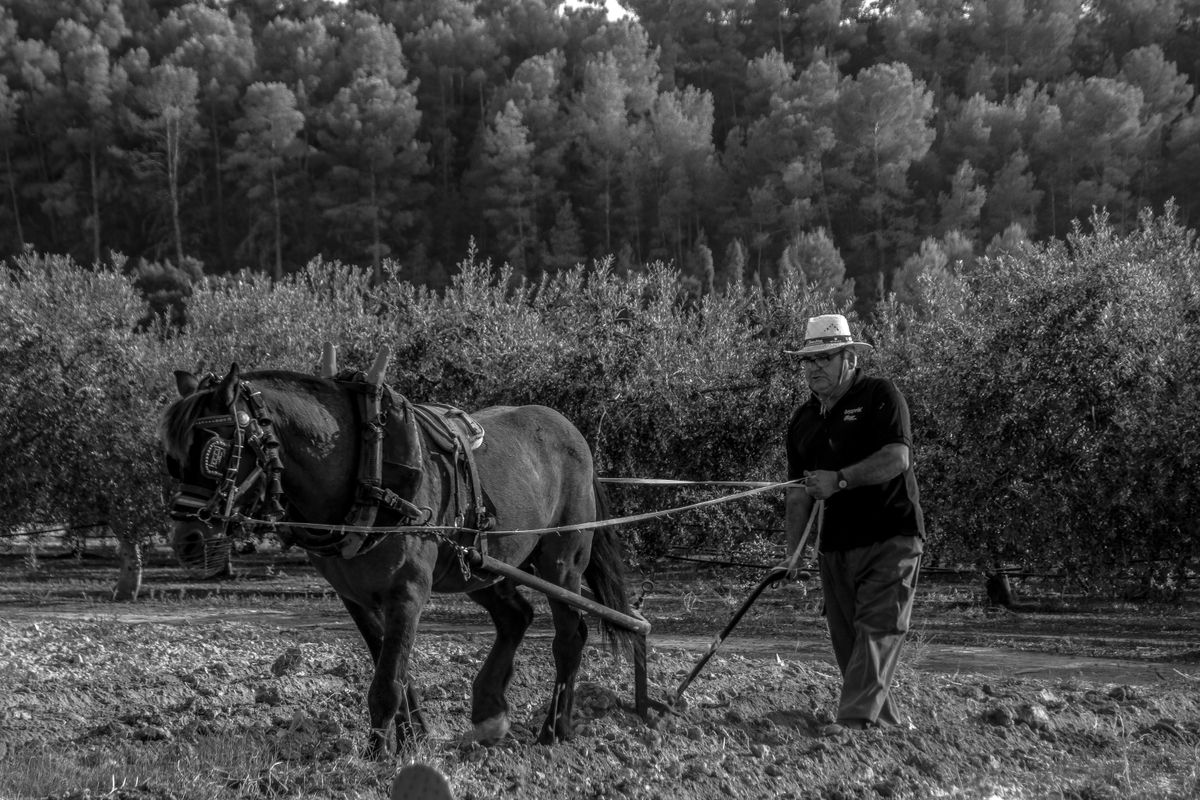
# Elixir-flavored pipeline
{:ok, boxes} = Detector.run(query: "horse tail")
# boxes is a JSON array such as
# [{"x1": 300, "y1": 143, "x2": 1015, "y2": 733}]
[{"x1": 583, "y1": 477, "x2": 639, "y2": 657}]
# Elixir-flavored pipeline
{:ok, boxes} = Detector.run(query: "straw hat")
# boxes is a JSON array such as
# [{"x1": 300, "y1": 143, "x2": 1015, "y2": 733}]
[{"x1": 784, "y1": 314, "x2": 874, "y2": 356}]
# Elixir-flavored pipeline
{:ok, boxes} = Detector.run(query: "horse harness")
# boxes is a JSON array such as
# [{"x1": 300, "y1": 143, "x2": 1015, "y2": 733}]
[
  {"x1": 168, "y1": 372, "x2": 493, "y2": 564},
  {"x1": 168, "y1": 378, "x2": 285, "y2": 526},
  {"x1": 319, "y1": 368, "x2": 494, "y2": 562}
]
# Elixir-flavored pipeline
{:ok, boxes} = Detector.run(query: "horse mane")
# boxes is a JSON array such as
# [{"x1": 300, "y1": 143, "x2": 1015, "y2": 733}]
[
  {"x1": 159, "y1": 391, "x2": 206, "y2": 462},
  {"x1": 158, "y1": 369, "x2": 341, "y2": 462}
]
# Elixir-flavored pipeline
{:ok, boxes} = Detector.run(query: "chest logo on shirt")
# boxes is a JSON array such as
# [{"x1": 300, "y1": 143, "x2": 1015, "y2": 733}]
[{"x1": 842, "y1": 406, "x2": 864, "y2": 423}]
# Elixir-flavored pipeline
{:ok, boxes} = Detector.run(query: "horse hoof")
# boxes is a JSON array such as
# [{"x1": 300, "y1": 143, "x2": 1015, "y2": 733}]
[
  {"x1": 537, "y1": 726, "x2": 572, "y2": 745},
  {"x1": 397, "y1": 721, "x2": 427, "y2": 746},
  {"x1": 472, "y1": 713, "x2": 510, "y2": 745},
  {"x1": 366, "y1": 731, "x2": 393, "y2": 760}
]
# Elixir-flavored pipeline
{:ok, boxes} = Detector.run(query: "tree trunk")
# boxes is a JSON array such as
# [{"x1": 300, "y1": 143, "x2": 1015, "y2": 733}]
[
  {"x1": 6, "y1": 145, "x2": 24, "y2": 247},
  {"x1": 603, "y1": 158, "x2": 612, "y2": 254},
  {"x1": 90, "y1": 141, "x2": 101, "y2": 264},
  {"x1": 210, "y1": 107, "x2": 228, "y2": 265},
  {"x1": 167, "y1": 118, "x2": 184, "y2": 266},
  {"x1": 371, "y1": 170, "x2": 382, "y2": 284},
  {"x1": 113, "y1": 537, "x2": 142, "y2": 601},
  {"x1": 272, "y1": 167, "x2": 282, "y2": 281}
]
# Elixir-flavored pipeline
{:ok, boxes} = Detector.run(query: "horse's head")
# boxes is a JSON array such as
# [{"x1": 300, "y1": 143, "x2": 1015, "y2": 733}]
[{"x1": 159, "y1": 363, "x2": 284, "y2": 572}]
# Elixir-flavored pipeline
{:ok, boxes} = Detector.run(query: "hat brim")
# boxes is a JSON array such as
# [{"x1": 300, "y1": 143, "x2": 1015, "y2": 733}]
[{"x1": 784, "y1": 341, "x2": 874, "y2": 356}]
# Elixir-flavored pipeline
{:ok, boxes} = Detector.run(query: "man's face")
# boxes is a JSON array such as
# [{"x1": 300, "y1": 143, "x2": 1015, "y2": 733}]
[{"x1": 801, "y1": 349, "x2": 849, "y2": 394}]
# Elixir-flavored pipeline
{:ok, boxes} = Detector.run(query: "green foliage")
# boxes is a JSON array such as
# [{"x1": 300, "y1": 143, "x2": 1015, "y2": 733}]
[
  {"x1": 0, "y1": 253, "x2": 165, "y2": 543},
  {"x1": 172, "y1": 258, "x2": 390, "y2": 373},
  {"x1": 876, "y1": 206, "x2": 1200, "y2": 594},
  {"x1": 126, "y1": 254, "x2": 204, "y2": 328},
  {"x1": 5, "y1": 204, "x2": 1200, "y2": 596}
]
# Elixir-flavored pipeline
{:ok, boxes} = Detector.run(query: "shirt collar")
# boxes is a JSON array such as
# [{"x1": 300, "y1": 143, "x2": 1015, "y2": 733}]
[{"x1": 811, "y1": 370, "x2": 863, "y2": 417}]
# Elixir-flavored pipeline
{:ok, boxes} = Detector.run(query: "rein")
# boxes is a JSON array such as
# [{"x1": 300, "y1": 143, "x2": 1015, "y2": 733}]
[{"x1": 226, "y1": 479, "x2": 799, "y2": 539}]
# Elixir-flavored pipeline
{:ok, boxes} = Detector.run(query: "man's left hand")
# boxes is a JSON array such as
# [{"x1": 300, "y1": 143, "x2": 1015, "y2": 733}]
[{"x1": 803, "y1": 469, "x2": 840, "y2": 499}]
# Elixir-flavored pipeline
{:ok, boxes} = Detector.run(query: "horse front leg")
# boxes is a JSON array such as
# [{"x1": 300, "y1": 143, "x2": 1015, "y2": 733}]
[
  {"x1": 340, "y1": 596, "x2": 384, "y2": 663},
  {"x1": 339, "y1": 597, "x2": 423, "y2": 755},
  {"x1": 365, "y1": 574, "x2": 432, "y2": 758},
  {"x1": 466, "y1": 581, "x2": 534, "y2": 744}
]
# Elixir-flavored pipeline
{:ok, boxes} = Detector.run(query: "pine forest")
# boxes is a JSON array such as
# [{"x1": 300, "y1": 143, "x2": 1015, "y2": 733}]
[{"x1": 3, "y1": 0, "x2": 1200, "y2": 308}]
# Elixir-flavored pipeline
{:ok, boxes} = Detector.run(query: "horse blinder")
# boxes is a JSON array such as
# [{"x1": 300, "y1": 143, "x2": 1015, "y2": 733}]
[{"x1": 167, "y1": 384, "x2": 282, "y2": 525}]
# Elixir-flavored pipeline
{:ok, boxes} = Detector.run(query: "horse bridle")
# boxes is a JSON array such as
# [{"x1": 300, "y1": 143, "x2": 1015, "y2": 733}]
[
  {"x1": 167, "y1": 374, "x2": 440, "y2": 557},
  {"x1": 168, "y1": 377, "x2": 285, "y2": 528}
]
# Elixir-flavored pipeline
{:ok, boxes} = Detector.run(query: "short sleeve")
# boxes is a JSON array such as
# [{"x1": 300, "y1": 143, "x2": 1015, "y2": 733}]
[
  {"x1": 785, "y1": 406, "x2": 806, "y2": 480},
  {"x1": 868, "y1": 379, "x2": 912, "y2": 449}
]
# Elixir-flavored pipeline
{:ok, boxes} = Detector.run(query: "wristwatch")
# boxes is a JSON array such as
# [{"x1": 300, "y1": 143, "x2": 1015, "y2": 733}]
[{"x1": 836, "y1": 471, "x2": 848, "y2": 490}]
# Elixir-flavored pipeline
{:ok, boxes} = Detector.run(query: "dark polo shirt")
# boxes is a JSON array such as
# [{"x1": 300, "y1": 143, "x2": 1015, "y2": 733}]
[{"x1": 786, "y1": 373, "x2": 924, "y2": 551}]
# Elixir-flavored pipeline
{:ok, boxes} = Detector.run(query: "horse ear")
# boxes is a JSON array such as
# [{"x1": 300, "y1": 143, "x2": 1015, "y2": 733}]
[
  {"x1": 174, "y1": 370, "x2": 200, "y2": 397},
  {"x1": 219, "y1": 363, "x2": 241, "y2": 407},
  {"x1": 318, "y1": 342, "x2": 337, "y2": 378}
]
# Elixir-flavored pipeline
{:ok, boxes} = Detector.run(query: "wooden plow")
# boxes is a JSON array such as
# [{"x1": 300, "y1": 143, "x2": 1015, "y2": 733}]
[{"x1": 461, "y1": 548, "x2": 660, "y2": 718}]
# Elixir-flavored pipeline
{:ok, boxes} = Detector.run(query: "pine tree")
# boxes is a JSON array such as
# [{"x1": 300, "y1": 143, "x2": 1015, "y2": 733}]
[
  {"x1": 229, "y1": 82, "x2": 305, "y2": 279},
  {"x1": 136, "y1": 64, "x2": 201, "y2": 266},
  {"x1": 472, "y1": 101, "x2": 537, "y2": 276},
  {"x1": 543, "y1": 200, "x2": 585, "y2": 273}
]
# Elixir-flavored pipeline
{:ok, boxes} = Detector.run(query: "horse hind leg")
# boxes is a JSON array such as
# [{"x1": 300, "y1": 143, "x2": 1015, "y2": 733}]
[
  {"x1": 536, "y1": 536, "x2": 591, "y2": 744},
  {"x1": 540, "y1": 596, "x2": 588, "y2": 744},
  {"x1": 467, "y1": 581, "x2": 534, "y2": 744}
]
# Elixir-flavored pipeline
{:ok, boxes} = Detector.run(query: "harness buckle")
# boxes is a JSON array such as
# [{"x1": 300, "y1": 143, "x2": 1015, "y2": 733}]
[{"x1": 456, "y1": 546, "x2": 472, "y2": 581}]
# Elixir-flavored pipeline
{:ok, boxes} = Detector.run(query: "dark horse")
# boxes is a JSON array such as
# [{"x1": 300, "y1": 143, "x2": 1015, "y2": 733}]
[{"x1": 159, "y1": 362, "x2": 636, "y2": 754}]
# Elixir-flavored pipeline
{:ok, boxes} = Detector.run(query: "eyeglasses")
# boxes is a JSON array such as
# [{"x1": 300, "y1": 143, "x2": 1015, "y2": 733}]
[{"x1": 799, "y1": 350, "x2": 844, "y2": 367}]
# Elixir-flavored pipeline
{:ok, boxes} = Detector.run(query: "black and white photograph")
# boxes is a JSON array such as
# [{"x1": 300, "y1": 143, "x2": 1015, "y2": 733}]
[{"x1": 2, "y1": 1, "x2": 1198, "y2": 798}]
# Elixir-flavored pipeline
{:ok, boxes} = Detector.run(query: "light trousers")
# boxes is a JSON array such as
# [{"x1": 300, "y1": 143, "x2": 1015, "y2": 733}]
[{"x1": 819, "y1": 534, "x2": 922, "y2": 725}]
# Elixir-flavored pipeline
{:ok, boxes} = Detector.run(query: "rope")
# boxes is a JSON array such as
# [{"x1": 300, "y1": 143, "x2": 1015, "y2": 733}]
[
  {"x1": 660, "y1": 553, "x2": 781, "y2": 570},
  {"x1": 230, "y1": 478, "x2": 802, "y2": 539},
  {"x1": 599, "y1": 478, "x2": 779, "y2": 488}
]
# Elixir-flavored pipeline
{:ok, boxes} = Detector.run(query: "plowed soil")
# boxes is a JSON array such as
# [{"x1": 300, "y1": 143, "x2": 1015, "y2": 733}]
[{"x1": 1, "y1": 544, "x2": 1198, "y2": 800}]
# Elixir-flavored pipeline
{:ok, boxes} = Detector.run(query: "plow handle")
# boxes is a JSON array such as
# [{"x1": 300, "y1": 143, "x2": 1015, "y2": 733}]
[
  {"x1": 671, "y1": 567, "x2": 793, "y2": 705},
  {"x1": 671, "y1": 498, "x2": 821, "y2": 707}
]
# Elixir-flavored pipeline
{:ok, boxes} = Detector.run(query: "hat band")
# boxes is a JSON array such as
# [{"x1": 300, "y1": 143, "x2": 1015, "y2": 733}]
[{"x1": 804, "y1": 335, "x2": 852, "y2": 345}]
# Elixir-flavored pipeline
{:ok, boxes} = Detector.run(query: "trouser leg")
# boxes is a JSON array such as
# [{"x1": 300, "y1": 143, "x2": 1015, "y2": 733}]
[
  {"x1": 821, "y1": 535, "x2": 922, "y2": 726},
  {"x1": 820, "y1": 549, "x2": 856, "y2": 676}
]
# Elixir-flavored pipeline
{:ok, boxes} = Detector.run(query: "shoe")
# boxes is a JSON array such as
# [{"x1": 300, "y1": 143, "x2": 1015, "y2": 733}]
[
  {"x1": 820, "y1": 719, "x2": 868, "y2": 737},
  {"x1": 820, "y1": 723, "x2": 849, "y2": 737}
]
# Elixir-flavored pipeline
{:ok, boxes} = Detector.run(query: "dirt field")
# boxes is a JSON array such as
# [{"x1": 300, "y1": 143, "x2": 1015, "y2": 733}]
[{"x1": 1, "y1": 543, "x2": 1198, "y2": 799}]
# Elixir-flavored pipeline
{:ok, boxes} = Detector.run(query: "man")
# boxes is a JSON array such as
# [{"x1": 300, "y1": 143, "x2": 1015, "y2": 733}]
[{"x1": 779, "y1": 314, "x2": 924, "y2": 736}]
